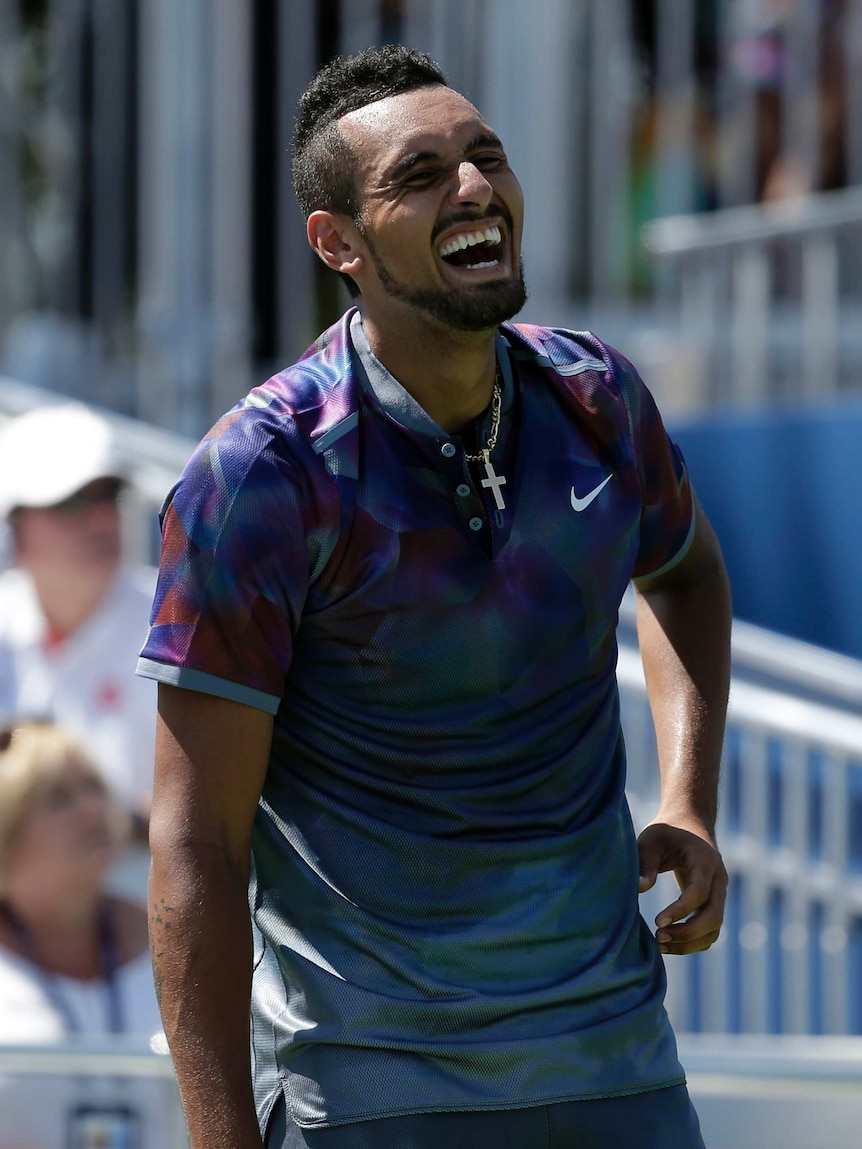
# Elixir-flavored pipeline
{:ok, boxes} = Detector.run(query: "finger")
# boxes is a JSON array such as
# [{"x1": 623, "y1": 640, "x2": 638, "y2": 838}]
[
  {"x1": 655, "y1": 885, "x2": 727, "y2": 946},
  {"x1": 657, "y1": 854, "x2": 728, "y2": 922},
  {"x1": 656, "y1": 906, "x2": 724, "y2": 948},
  {"x1": 655, "y1": 875, "x2": 714, "y2": 929},
  {"x1": 657, "y1": 928, "x2": 721, "y2": 957},
  {"x1": 637, "y1": 832, "x2": 666, "y2": 894}
]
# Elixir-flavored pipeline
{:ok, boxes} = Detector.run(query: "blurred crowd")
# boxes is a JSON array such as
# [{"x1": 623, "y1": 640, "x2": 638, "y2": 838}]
[
  {"x1": 0, "y1": 403, "x2": 162, "y2": 1147},
  {"x1": 626, "y1": 0, "x2": 855, "y2": 289}
]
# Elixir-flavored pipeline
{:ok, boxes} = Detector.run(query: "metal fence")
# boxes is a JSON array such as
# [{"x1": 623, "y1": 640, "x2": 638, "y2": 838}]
[
  {"x1": 680, "y1": 1033, "x2": 862, "y2": 1149},
  {"x1": 2, "y1": 1, "x2": 862, "y2": 434},
  {"x1": 1, "y1": 1033, "x2": 861, "y2": 1149},
  {"x1": 0, "y1": 1037, "x2": 186, "y2": 1149},
  {"x1": 621, "y1": 632, "x2": 862, "y2": 1039},
  {"x1": 642, "y1": 185, "x2": 862, "y2": 408}
]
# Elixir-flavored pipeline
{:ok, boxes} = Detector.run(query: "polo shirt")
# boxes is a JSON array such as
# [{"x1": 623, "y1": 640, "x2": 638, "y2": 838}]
[{"x1": 138, "y1": 308, "x2": 694, "y2": 1131}]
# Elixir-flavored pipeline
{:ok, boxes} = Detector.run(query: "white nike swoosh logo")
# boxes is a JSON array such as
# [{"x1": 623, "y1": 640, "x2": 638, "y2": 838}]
[{"x1": 570, "y1": 473, "x2": 612, "y2": 512}]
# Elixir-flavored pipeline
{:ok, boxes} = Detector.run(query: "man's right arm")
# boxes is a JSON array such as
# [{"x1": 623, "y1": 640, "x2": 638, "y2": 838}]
[{"x1": 148, "y1": 683, "x2": 274, "y2": 1149}]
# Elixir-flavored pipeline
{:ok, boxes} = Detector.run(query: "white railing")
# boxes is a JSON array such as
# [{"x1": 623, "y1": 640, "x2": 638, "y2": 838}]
[
  {"x1": 621, "y1": 635, "x2": 862, "y2": 1038},
  {"x1": 619, "y1": 587, "x2": 862, "y2": 714},
  {"x1": 642, "y1": 186, "x2": 862, "y2": 407},
  {"x1": 680, "y1": 1034, "x2": 862, "y2": 1149},
  {"x1": 1, "y1": 1034, "x2": 860, "y2": 1149},
  {"x1": 0, "y1": 1037, "x2": 186, "y2": 1149}
]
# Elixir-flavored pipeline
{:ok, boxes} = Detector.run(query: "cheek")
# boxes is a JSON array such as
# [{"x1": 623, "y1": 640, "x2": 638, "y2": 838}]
[
  {"x1": 497, "y1": 174, "x2": 525, "y2": 231},
  {"x1": 14, "y1": 515, "x2": 55, "y2": 555},
  {"x1": 16, "y1": 516, "x2": 80, "y2": 561},
  {"x1": 6, "y1": 821, "x2": 61, "y2": 876}
]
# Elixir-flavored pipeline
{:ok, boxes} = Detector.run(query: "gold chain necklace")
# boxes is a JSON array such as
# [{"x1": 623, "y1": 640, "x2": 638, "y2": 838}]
[{"x1": 463, "y1": 365, "x2": 507, "y2": 511}]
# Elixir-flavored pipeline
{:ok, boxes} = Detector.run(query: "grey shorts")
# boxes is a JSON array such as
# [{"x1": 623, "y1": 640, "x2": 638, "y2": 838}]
[{"x1": 265, "y1": 1085, "x2": 706, "y2": 1149}]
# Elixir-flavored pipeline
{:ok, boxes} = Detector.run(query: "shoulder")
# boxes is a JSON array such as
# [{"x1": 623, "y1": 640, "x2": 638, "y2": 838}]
[
  {"x1": 163, "y1": 317, "x2": 363, "y2": 554},
  {"x1": 172, "y1": 313, "x2": 361, "y2": 508},
  {"x1": 212, "y1": 309, "x2": 360, "y2": 461},
  {"x1": 503, "y1": 323, "x2": 648, "y2": 461},
  {"x1": 502, "y1": 322, "x2": 648, "y2": 413},
  {"x1": 504, "y1": 322, "x2": 612, "y2": 368}
]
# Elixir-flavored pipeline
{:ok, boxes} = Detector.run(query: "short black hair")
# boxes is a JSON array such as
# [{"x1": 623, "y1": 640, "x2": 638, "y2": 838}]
[
  {"x1": 293, "y1": 45, "x2": 448, "y2": 219},
  {"x1": 292, "y1": 45, "x2": 448, "y2": 297}
]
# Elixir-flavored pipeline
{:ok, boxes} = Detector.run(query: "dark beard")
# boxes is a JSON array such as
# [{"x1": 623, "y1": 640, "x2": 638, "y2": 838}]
[{"x1": 364, "y1": 242, "x2": 528, "y2": 332}]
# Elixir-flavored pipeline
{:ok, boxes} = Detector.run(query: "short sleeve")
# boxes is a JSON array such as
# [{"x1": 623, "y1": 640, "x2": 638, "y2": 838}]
[
  {"x1": 137, "y1": 409, "x2": 324, "y2": 713},
  {"x1": 611, "y1": 350, "x2": 695, "y2": 581}
]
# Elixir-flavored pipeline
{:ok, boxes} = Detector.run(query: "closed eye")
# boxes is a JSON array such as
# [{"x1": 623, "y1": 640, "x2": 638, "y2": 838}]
[
  {"x1": 402, "y1": 168, "x2": 440, "y2": 187},
  {"x1": 470, "y1": 152, "x2": 506, "y2": 169}
]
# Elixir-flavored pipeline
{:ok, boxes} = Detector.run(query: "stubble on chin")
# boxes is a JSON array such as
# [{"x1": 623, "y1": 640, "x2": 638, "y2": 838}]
[{"x1": 371, "y1": 252, "x2": 529, "y2": 333}]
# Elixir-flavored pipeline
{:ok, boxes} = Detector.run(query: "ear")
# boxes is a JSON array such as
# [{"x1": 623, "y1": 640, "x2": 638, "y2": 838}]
[{"x1": 307, "y1": 211, "x2": 364, "y2": 278}]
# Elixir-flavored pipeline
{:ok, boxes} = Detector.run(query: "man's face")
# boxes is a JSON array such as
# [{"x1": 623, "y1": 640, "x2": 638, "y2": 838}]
[
  {"x1": 339, "y1": 85, "x2": 527, "y2": 331},
  {"x1": 13, "y1": 478, "x2": 124, "y2": 577}
]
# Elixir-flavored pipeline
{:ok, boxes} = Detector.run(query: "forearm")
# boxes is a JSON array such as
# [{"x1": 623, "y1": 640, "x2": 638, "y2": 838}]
[
  {"x1": 149, "y1": 839, "x2": 263, "y2": 1149},
  {"x1": 635, "y1": 540, "x2": 731, "y2": 837}
]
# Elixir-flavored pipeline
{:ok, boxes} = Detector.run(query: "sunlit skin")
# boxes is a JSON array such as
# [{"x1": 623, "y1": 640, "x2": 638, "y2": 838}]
[{"x1": 307, "y1": 85, "x2": 527, "y2": 433}]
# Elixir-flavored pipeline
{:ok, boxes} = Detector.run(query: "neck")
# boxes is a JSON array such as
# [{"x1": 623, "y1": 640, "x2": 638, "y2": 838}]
[
  {"x1": 24, "y1": 562, "x2": 116, "y2": 640},
  {"x1": 1, "y1": 890, "x2": 105, "y2": 979},
  {"x1": 358, "y1": 306, "x2": 499, "y2": 432}
]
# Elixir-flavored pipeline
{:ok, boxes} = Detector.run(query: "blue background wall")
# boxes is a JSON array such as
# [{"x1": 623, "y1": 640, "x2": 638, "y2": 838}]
[{"x1": 670, "y1": 400, "x2": 862, "y2": 659}]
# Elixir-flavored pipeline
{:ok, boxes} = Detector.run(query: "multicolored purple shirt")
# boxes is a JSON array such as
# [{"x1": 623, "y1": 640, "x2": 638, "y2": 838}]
[{"x1": 138, "y1": 309, "x2": 695, "y2": 1131}]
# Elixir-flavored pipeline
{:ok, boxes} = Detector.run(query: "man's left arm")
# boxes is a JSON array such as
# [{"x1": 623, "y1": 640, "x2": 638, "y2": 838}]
[{"x1": 633, "y1": 494, "x2": 732, "y2": 956}]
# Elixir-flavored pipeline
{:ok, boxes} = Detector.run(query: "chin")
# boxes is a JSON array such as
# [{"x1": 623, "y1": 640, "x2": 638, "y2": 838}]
[{"x1": 445, "y1": 280, "x2": 528, "y2": 332}]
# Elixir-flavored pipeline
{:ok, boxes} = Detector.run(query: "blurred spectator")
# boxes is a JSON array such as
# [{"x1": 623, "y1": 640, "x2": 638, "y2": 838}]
[
  {"x1": 0, "y1": 722, "x2": 159, "y2": 1040},
  {"x1": 728, "y1": 0, "x2": 848, "y2": 203},
  {"x1": 0, "y1": 722, "x2": 163, "y2": 1149},
  {"x1": 0, "y1": 405, "x2": 156, "y2": 829}
]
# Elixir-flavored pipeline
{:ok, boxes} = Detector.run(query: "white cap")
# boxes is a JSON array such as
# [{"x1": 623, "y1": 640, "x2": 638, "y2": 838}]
[{"x1": 0, "y1": 403, "x2": 129, "y2": 519}]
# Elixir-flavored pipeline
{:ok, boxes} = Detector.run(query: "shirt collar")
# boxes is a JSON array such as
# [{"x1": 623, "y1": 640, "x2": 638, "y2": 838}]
[{"x1": 349, "y1": 310, "x2": 515, "y2": 436}]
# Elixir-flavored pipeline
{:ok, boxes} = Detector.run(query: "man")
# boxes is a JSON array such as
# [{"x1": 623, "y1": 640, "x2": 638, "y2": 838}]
[
  {"x1": 139, "y1": 46, "x2": 731, "y2": 1149},
  {"x1": 0, "y1": 403, "x2": 156, "y2": 828}
]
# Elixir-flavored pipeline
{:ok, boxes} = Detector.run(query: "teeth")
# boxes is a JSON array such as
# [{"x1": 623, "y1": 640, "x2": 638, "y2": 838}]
[{"x1": 438, "y1": 225, "x2": 502, "y2": 258}]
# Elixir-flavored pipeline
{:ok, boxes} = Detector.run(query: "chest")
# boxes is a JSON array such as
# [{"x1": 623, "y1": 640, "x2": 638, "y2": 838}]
[{"x1": 297, "y1": 387, "x2": 641, "y2": 691}]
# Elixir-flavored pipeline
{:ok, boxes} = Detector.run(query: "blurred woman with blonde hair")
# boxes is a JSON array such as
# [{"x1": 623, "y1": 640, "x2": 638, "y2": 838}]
[{"x1": 0, "y1": 722, "x2": 159, "y2": 1042}]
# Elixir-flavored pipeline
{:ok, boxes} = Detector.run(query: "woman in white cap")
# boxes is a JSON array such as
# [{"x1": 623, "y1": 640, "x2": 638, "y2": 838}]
[{"x1": 0, "y1": 404, "x2": 157, "y2": 831}]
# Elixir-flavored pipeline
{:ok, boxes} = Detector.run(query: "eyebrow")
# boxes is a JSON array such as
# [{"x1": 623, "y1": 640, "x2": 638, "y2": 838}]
[{"x1": 386, "y1": 132, "x2": 506, "y2": 183}]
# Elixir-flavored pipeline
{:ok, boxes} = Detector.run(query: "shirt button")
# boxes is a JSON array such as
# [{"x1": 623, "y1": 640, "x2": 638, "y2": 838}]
[
  {"x1": 441, "y1": 442, "x2": 457, "y2": 458},
  {"x1": 456, "y1": 484, "x2": 471, "y2": 497},
  {"x1": 468, "y1": 517, "x2": 483, "y2": 532}
]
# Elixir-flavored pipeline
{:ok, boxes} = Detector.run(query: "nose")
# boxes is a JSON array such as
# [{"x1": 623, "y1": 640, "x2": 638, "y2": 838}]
[
  {"x1": 84, "y1": 498, "x2": 120, "y2": 525},
  {"x1": 75, "y1": 781, "x2": 110, "y2": 826},
  {"x1": 451, "y1": 161, "x2": 493, "y2": 210}
]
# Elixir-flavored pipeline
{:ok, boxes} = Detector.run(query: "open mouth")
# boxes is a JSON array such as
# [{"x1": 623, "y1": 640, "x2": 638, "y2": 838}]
[{"x1": 437, "y1": 225, "x2": 504, "y2": 270}]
